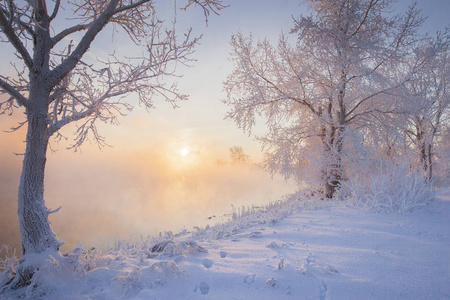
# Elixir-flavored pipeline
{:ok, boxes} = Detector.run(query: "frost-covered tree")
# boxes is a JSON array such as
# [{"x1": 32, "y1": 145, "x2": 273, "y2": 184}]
[
  {"x1": 435, "y1": 128, "x2": 450, "y2": 184},
  {"x1": 224, "y1": 0, "x2": 423, "y2": 198},
  {"x1": 0, "y1": 0, "x2": 224, "y2": 286},
  {"x1": 402, "y1": 32, "x2": 450, "y2": 180},
  {"x1": 229, "y1": 146, "x2": 249, "y2": 165}
]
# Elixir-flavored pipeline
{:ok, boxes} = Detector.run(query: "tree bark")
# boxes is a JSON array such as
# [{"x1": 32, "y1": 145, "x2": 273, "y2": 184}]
[
  {"x1": 329, "y1": 132, "x2": 344, "y2": 199},
  {"x1": 425, "y1": 142, "x2": 433, "y2": 181},
  {"x1": 18, "y1": 111, "x2": 61, "y2": 256},
  {"x1": 324, "y1": 139, "x2": 343, "y2": 198},
  {"x1": 321, "y1": 125, "x2": 343, "y2": 199},
  {"x1": 15, "y1": 4, "x2": 61, "y2": 257}
]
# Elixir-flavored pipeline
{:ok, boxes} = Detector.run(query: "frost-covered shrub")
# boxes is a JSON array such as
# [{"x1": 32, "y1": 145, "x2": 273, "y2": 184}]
[
  {"x1": 113, "y1": 261, "x2": 183, "y2": 296},
  {"x1": 231, "y1": 204, "x2": 259, "y2": 220},
  {"x1": 64, "y1": 243, "x2": 102, "y2": 274},
  {"x1": 150, "y1": 261, "x2": 183, "y2": 277},
  {"x1": 114, "y1": 266, "x2": 143, "y2": 297},
  {"x1": 343, "y1": 158, "x2": 435, "y2": 214},
  {"x1": 0, "y1": 246, "x2": 18, "y2": 289},
  {"x1": 150, "y1": 239, "x2": 207, "y2": 256}
]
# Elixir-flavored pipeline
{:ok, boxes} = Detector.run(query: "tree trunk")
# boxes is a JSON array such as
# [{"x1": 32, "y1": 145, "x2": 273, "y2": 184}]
[
  {"x1": 321, "y1": 125, "x2": 344, "y2": 199},
  {"x1": 324, "y1": 176, "x2": 336, "y2": 199},
  {"x1": 426, "y1": 142, "x2": 433, "y2": 181},
  {"x1": 324, "y1": 138, "x2": 343, "y2": 199},
  {"x1": 17, "y1": 112, "x2": 61, "y2": 256},
  {"x1": 420, "y1": 140, "x2": 428, "y2": 170}
]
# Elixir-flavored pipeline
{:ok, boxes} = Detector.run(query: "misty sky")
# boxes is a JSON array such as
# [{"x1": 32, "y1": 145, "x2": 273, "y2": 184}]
[{"x1": 1, "y1": 0, "x2": 449, "y2": 252}]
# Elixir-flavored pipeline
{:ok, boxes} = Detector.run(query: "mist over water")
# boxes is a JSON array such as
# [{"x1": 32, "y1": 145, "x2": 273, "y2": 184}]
[{"x1": 0, "y1": 143, "x2": 297, "y2": 254}]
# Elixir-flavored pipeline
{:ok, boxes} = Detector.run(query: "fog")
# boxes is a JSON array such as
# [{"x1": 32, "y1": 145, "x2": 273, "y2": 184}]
[{"x1": 0, "y1": 136, "x2": 296, "y2": 253}]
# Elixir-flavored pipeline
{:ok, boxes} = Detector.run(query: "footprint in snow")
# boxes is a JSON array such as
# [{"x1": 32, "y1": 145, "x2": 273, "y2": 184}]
[
  {"x1": 266, "y1": 276, "x2": 277, "y2": 287},
  {"x1": 306, "y1": 253, "x2": 315, "y2": 264},
  {"x1": 243, "y1": 274, "x2": 255, "y2": 286},
  {"x1": 249, "y1": 231, "x2": 262, "y2": 238},
  {"x1": 284, "y1": 285, "x2": 291, "y2": 295},
  {"x1": 267, "y1": 241, "x2": 290, "y2": 249},
  {"x1": 193, "y1": 282, "x2": 210, "y2": 295},
  {"x1": 319, "y1": 280, "x2": 328, "y2": 300},
  {"x1": 201, "y1": 259, "x2": 214, "y2": 269},
  {"x1": 300, "y1": 261, "x2": 338, "y2": 276},
  {"x1": 219, "y1": 251, "x2": 227, "y2": 258},
  {"x1": 266, "y1": 241, "x2": 280, "y2": 249}
]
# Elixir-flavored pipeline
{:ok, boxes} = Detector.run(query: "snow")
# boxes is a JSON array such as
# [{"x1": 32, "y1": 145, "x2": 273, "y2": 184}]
[{"x1": 1, "y1": 189, "x2": 450, "y2": 299}]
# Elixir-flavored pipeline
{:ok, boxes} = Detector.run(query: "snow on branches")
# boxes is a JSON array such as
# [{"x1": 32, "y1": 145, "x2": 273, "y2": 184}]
[{"x1": 224, "y1": 0, "x2": 427, "y2": 198}]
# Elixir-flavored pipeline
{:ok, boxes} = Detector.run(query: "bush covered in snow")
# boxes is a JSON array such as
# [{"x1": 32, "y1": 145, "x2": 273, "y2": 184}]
[
  {"x1": 0, "y1": 246, "x2": 17, "y2": 289},
  {"x1": 342, "y1": 158, "x2": 435, "y2": 214}
]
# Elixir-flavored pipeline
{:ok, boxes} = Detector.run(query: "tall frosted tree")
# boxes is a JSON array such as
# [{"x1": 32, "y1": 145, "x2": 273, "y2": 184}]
[
  {"x1": 224, "y1": 0, "x2": 423, "y2": 198},
  {"x1": 0, "y1": 0, "x2": 224, "y2": 286},
  {"x1": 403, "y1": 32, "x2": 450, "y2": 180}
]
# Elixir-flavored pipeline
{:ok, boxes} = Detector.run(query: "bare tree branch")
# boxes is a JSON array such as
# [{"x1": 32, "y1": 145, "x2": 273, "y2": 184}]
[
  {"x1": 0, "y1": 8, "x2": 34, "y2": 71},
  {"x1": 51, "y1": 23, "x2": 92, "y2": 46},
  {"x1": 182, "y1": 0, "x2": 228, "y2": 23},
  {"x1": 49, "y1": 0, "x2": 120, "y2": 88},
  {"x1": 49, "y1": 0, "x2": 60, "y2": 21},
  {"x1": 0, "y1": 77, "x2": 28, "y2": 108}
]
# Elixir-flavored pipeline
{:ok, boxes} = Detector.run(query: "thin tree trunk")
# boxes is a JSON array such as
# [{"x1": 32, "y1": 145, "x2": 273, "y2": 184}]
[
  {"x1": 323, "y1": 139, "x2": 335, "y2": 199},
  {"x1": 426, "y1": 142, "x2": 433, "y2": 181},
  {"x1": 420, "y1": 141, "x2": 428, "y2": 170}
]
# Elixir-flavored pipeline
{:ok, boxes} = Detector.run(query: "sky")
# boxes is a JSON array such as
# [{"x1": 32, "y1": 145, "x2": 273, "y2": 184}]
[{"x1": 0, "y1": 0, "x2": 449, "y2": 252}]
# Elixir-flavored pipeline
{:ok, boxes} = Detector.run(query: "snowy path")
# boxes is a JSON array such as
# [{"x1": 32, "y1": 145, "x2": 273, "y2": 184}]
[
  {"x1": 144, "y1": 198, "x2": 450, "y2": 299},
  {"x1": 2, "y1": 189, "x2": 450, "y2": 299}
]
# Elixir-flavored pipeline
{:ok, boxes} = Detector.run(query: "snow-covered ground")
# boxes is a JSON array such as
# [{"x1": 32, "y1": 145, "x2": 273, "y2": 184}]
[{"x1": 1, "y1": 188, "x2": 450, "y2": 299}]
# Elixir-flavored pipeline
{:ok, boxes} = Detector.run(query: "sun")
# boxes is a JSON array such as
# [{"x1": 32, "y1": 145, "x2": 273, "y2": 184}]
[{"x1": 180, "y1": 147, "x2": 190, "y2": 157}]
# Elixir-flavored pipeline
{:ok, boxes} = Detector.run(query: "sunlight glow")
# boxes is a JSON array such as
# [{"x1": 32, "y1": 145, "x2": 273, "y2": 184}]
[{"x1": 180, "y1": 147, "x2": 190, "y2": 157}]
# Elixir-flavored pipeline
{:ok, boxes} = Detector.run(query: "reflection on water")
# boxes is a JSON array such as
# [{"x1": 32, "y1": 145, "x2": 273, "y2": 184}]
[{"x1": 0, "y1": 147, "x2": 297, "y2": 253}]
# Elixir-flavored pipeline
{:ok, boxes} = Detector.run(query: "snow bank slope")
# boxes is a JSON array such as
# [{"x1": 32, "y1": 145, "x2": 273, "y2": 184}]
[
  {"x1": 143, "y1": 193, "x2": 449, "y2": 300},
  {"x1": 2, "y1": 189, "x2": 450, "y2": 299}
]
